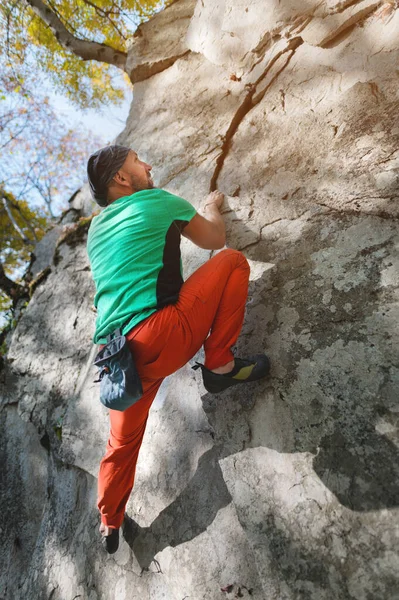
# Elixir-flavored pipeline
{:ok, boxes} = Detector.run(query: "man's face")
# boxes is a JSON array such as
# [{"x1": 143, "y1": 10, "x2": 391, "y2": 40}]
[{"x1": 120, "y1": 150, "x2": 154, "y2": 192}]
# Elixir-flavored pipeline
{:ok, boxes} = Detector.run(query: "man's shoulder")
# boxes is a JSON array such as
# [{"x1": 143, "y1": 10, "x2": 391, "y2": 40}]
[{"x1": 134, "y1": 187, "x2": 171, "y2": 199}]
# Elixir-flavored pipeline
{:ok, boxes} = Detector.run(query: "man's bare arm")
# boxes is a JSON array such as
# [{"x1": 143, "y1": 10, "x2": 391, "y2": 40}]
[{"x1": 182, "y1": 191, "x2": 226, "y2": 250}]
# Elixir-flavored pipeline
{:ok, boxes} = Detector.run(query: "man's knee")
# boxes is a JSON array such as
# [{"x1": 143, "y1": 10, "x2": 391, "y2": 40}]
[{"x1": 216, "y1": 248, "x2": 250, "y2": 272}]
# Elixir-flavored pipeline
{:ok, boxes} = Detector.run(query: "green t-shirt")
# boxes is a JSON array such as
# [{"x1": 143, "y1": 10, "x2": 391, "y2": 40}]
[{"x1": 87, "y1": 188, "x2": 197, "y2": 344}]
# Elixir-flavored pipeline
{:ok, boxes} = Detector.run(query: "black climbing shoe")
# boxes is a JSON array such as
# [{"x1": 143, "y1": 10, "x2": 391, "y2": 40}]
[
  {"x1": 192, "y1": 354, "x2": 271, "y2": 394},
  {"x1": 101, "y1": 528, "x2": 119, "y2": 554}
]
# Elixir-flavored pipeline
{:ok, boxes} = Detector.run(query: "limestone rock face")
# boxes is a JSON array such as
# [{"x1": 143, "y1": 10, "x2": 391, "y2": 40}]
[
  {"x1": 126, "y1": 0, "x2": 197, "y2": 83},
  {"x1": 1, "y1": 0, "x2": 399, "y2": 598}
]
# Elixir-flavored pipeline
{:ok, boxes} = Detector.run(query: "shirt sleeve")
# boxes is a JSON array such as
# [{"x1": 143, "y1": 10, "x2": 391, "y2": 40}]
[{"x1": 161, "y1": 190, "x2": 197, "y2": 225}]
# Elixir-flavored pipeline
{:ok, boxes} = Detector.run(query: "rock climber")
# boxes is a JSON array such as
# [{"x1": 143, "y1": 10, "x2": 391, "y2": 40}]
[{"x1": 86, "y1": 145, "x2": 270, "y2": 553}]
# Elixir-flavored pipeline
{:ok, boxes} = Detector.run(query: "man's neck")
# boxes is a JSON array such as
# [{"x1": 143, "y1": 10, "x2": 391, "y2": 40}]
[{"x1": 107, "y1": 187, "x2": 135, "y2": 204}]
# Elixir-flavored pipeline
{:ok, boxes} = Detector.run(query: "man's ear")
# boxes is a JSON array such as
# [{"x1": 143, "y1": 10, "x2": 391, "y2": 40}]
[{"x1": 113, "y1": 170, "x2": 125, "y2": 185}]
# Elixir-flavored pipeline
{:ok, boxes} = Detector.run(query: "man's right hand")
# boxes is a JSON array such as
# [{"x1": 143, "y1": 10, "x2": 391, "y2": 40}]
[
  {"x1": 204, "y1": 190, "x2": 225, "y2": 211},
  {"x1": 182, "y1": 190, "x2": 226, "y2": 250}
]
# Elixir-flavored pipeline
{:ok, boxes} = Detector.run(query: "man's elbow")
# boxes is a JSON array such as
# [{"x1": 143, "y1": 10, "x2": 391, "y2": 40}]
[{"x1": 210, "y1": 233, "x2": 226, "y2": 250}]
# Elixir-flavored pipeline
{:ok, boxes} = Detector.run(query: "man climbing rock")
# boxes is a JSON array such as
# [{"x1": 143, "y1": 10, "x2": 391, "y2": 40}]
[{"x1": 86, "y1": 145, "x2": 270, "y2": 554}]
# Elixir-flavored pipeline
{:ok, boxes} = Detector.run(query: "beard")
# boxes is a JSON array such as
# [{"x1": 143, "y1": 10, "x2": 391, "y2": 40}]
[
  {"x1": 147, "y1": 174, "x2": 154, "y2": 188},
  {"x1": 130, "y1": 172, "x2": 154, "y2": 191}
]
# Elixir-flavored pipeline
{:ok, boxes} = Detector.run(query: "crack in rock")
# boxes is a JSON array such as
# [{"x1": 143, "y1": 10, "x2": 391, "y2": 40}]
[
  {"x1": 302, "y1": 0, "x2": 383, "y2": 47},
  {"x1": 210, "y1": 37, "x2": 304, "y2": 191},
  {"x1": 130, "y1": 50, "x2": 191, "y2": 84}
]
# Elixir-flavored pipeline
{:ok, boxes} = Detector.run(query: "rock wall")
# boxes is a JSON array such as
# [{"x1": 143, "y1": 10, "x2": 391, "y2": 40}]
[{"x1": 1, "y1": 1, "x2": 399, "y2": 598}]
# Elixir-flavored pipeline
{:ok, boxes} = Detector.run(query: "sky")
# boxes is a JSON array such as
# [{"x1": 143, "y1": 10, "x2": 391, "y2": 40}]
[
  {"x1": 0, "y1": 85, "x2": 133, "y2": 324},
  {"x1": 51, "y1": 86, "x2": 133, "y2": 147},
  {"x1": 0, "y1": 1, "x2": 166, "y2": 324}
]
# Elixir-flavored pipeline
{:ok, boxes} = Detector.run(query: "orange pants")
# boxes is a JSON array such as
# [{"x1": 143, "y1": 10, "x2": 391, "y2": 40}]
[{"x1": 97, "y1": 249, "x2": 250, "y2": 528}]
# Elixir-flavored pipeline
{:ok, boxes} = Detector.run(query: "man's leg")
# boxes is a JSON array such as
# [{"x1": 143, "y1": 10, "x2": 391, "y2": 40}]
[
  {"x1": 97, "y1": 378, "x2": 163, "y2": 531},
  {"x1": 97, "y1": 249, "x2": 250, "y2": 534},
  {"x1": 97, "y1": 299, "x2": 189, "y2": 532},
  {"x1": 175, "y1": 248, "x2": 251, "y2": 369},
  {"x1": 171, "y1": 248, "x2": 270, "y2": 393}
]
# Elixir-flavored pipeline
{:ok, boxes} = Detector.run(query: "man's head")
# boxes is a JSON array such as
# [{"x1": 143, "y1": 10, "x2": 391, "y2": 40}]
[{"x1": 87, "y1": 145, "x2": 153, "y2": 207}]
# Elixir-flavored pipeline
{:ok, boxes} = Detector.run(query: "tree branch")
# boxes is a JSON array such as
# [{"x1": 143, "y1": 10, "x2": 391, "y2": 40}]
[
  {"x1": 23, "y1": 0, "x2": 127, "y2": 70},
  {"x1": 1, "y1": 196, "x2": 33, "y2": 244},
  {"x1": 0, "y1": 261, "x2": 27, "y2": 301},
  {"x1": 25, "y1": 173, "x2": 55, "y2": 217},
  {"x1": 80, "y1": 0, "x2": 127, "y2": 41},
  {"x1": 2, "y1": 193, "x2": 39, "y2": 242}
]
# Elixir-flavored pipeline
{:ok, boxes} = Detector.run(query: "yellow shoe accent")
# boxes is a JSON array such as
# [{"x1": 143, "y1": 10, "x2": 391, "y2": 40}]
[{"x1": 232, "y1": 364, "x2": 255, "y2": 380}]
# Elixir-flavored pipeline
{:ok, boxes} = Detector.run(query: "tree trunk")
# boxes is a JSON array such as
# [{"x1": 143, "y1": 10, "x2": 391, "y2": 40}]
[{"x1": 24, "y1": 0, "x2": 127, "y2": 70}]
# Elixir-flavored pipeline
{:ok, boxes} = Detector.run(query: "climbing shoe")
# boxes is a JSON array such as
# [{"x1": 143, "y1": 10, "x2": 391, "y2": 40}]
[
  {"x1": 192, "y1": 354, "x2": 270, "y2": 394},
  {"x1": 101, "y1": 527, "x2": 119, "y2": 554}
]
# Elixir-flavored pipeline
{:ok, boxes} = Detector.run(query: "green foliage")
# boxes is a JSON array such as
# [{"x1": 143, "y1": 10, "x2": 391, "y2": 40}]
[
  {"x1": 0, "y1": 187, "x2": 49, "y2": 312},
  {"x1": 1, "y1": 0, "x2": 174, "y2": 108},
  {"x1": 0, "y1": 316, "x2": 13, "y2": 358},
  {"x1": 0, "y1": 293, "x2": 12, "y2": 316},
  {"x1": 0, "y1": 189, "x2": 48, "y2": 268},
  {"x1": 0, "y1": 59, "x2": 103, "y2": 323},
  {"x1": 0, "y1": 0, "x2": 175, "y2": 333}
]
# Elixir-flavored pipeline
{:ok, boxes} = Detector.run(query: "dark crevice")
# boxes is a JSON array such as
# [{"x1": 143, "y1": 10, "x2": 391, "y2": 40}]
[
  {"x1": 129, "y1": 50, "x2": 191, "y2": 84},
  {"x1": 210, "y1": 37, "x2": 303, "y2": 192},
  {"x1": 320, "y1": 1, "x2": 383, "y2": 48}
]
